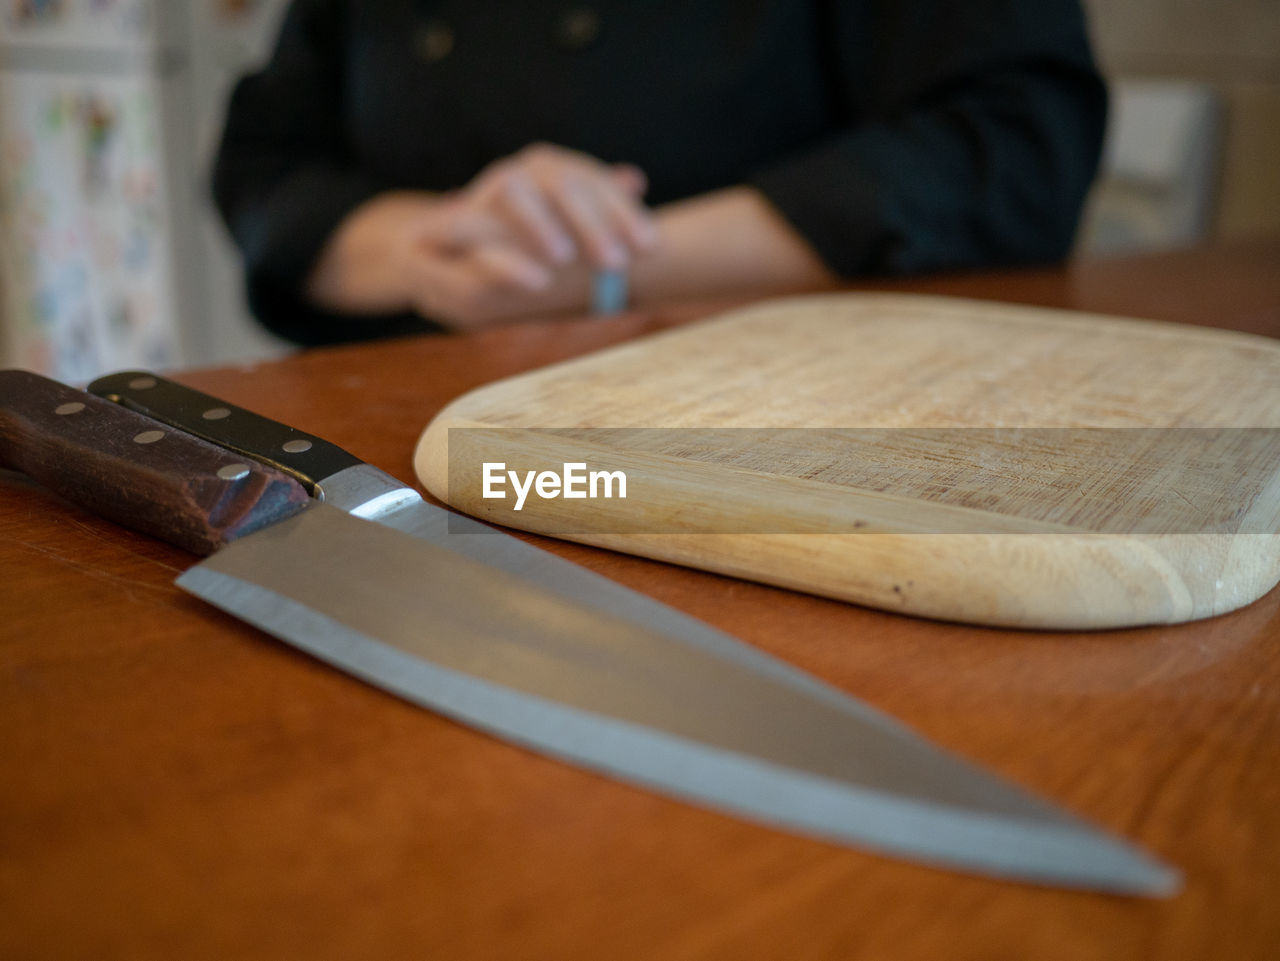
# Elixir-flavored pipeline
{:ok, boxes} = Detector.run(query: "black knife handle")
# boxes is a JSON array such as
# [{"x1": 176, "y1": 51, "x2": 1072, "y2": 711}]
[
  {"x1": 88, "y1": 370, "x2": 362, "y2": 495},
  {"x1": 0, "y1": 369, "x2": 310, "y2": 556}
]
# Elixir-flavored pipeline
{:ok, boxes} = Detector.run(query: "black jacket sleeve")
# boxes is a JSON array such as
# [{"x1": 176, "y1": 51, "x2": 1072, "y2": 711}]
[
  {"x1": 211, "y1": 0, "x2": 432, "y2": 345},
  {"x1": 748, "y1": 0, "x2": 1107, "y2": 277}
]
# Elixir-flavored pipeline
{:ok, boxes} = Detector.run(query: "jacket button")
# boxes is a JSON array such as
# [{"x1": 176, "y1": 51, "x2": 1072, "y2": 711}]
[
  {"x1": 414, "y1": 20, "x2": 455, "y2": 62},
  {"x1": 554, "y1": 7, "x2": 600, "y2": 50}
]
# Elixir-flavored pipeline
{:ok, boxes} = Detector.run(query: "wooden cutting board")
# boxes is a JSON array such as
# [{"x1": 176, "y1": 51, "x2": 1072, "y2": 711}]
[{"x1": 414, "y1": 294, "x2": 1280, "y2": 629}]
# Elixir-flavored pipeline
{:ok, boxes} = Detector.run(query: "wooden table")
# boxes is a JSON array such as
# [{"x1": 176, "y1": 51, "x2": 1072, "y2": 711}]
[{"x1": 3, "y1": 241, "x2": 1279, "y2": 960}]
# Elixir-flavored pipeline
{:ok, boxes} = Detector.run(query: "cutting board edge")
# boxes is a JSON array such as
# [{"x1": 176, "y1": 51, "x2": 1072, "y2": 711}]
[
  {"x1": 446, "y1": 523, "x2": 1280, "y2": 630},
  {"x1": 416, "y1": 420, "x2": 1280, "y2": 629}
]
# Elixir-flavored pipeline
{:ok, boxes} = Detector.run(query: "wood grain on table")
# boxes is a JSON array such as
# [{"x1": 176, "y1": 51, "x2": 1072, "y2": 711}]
[{"x1": 2, "y1": 241, "x2": 1279, "y2": 960}]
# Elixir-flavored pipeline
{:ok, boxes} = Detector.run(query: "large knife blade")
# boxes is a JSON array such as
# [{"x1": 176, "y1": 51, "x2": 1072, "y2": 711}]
[{"x1": 3, "y1": 369, "x2": 1179, "y2": 895}]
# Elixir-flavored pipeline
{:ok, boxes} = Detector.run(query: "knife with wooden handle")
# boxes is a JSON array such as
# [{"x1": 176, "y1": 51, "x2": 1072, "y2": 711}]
[
  {"x1": 0, "y1": 369, "x2": 309, "y2": 553},
  {"x1": 1, "y1": 368, "x2": 1180, "y2": 895}
]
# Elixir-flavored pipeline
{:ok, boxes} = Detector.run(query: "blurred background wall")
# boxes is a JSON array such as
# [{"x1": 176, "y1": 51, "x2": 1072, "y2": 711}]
[
  {"x1": 1079, "y1": 0, "x2": 1280, "y2": 251},
  {"x1": 1, "y1": 0, "x2": 1278, "y2": 380}
]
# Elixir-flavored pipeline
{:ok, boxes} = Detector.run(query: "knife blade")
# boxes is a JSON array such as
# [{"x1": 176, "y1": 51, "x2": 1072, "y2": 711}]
[{"x1": 3, "y1": 368, "x2": 1179, "y2": 895}]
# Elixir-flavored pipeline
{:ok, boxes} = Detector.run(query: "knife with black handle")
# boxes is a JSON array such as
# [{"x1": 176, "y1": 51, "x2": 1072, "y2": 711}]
[
  {"x1": 1, "y1": 367, "x2": 1180, "y2": 895},
  {"x1": 88, "y1": 370, "x2": 359, "y2": 497}
]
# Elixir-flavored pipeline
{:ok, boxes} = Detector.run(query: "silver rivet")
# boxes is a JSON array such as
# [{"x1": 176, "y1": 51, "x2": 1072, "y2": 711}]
[
  {"x1": 282, "y1": 439, "x2": 313, "y2": 454},
  {"x1": 133, "y1": 430, "x2": 165, "y2": 445},
  {"x1": 216, "y1": 463, "x2": 251, "y2": 481},
  {"x1": 202, "y1": 407, "x2": 231, "y2": 421},
  {"x1": 414, "y1": 20, "x2": 454, "y2": 62},
  {"x1": 55, "y1": 402, "x2": 85, "y2": 415},
  {"x1": 128, "y1": 376, "x2": 157, "y2": 390}
]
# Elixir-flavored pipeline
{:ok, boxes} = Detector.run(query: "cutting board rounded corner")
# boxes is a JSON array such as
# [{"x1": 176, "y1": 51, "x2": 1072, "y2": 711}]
[
  {"x1": 413, "y1": 293, "x2": 1280, "y2": 630},
  {"x1": 414, "y1": 411, "x2": 456, "y2": 505}
]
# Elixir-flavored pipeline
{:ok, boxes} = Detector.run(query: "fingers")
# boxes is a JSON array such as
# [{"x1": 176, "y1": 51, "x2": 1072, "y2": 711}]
[
  {"x1": 471, "y1": 243, "x2": 553, "y2": 291},
  {"x1": 590, "y1": 175, "x2": 661, "y2": 255},
  {"x1": 609, "y1": 162, "x2": 648, "y2": 198},
  {"x1": 549, "y1": 175, "x2": 631, "y2": 269},
  {"x1": 469, "y1": 144, "x2": 659, "y2": 270},
  {"x1": 493, "y1": 172, "x2": 577, "y2": 264},
  {"x1": 415, "y1": 195, "x2": 508, "y2": 249},
  {"x1": 403, "y1": 243, "x2": 555, "y2": 331},
  {"x1": 385, "y1": 145, "x2": 658, "y2": 330}
]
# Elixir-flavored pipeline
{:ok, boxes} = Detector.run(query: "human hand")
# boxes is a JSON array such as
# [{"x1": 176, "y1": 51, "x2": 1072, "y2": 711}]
[
  {"x1": 461, "y1": 142, "x2": 658, "y2": 271},
  {"x1": 304, "y1": 188, "x2": 606, "y2": 330},
  {"x1": 306, "y1": 144, "x2": 659, "y2": 329}
]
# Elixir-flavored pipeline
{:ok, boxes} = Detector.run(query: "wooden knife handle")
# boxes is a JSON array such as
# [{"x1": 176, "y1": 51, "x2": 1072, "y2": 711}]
[
  {"x1": 88, "y1": 371, "x2": 362, "y2": 494},
  {"x1": 0, "y1": 369, "x2": 311, "y2": 556}
]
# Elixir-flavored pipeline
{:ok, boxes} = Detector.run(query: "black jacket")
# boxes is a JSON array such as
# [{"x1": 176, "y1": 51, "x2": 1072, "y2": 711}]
[{"x1": 213, "y1": 0, "x2": 1107, "y2": 345}]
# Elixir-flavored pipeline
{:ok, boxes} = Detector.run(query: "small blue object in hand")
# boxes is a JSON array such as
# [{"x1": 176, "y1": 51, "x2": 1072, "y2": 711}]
[{"x1": 591, "y1": 269, "x2": 628, "y2": 315}]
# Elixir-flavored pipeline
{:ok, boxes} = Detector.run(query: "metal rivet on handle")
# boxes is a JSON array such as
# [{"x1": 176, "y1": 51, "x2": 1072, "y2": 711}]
[
  {"x1": 133, "y1": 430, "x2": 165, "y2": 445},
  {"x1": 202, "y1": 407, "x2": 231, "y2": 421},
  {"x1": 54, "y1": 402, "x2": 85, "y2": 415},
  {"x1": 216, "y1": 463, "x2": 251, "y2": 481},
  {"x1": 128, "y1": 376, "x2": 157, "y2": 390},
  {"x1": 282, "y1": 439, "x2": 313, "y2": 454}
]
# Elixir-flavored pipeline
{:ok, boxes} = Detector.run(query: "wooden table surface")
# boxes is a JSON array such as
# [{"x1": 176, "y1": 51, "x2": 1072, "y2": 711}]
[{"x1": 3, "y1": 240, "x2": 1279, "y2": 960}]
